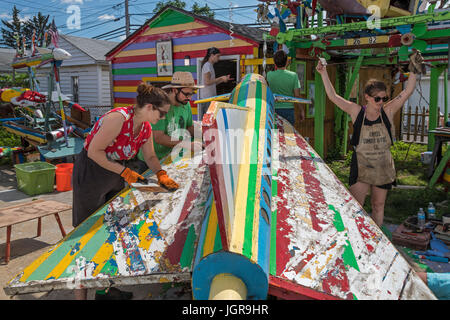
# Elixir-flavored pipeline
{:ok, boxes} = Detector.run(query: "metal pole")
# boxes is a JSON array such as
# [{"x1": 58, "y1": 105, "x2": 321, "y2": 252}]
[
  {"x1": 125, "y1": 0, "x2": 130, "y2": 38},
  {"x1": 53, "y1": 62, "x2": 69, "y2": 146}
]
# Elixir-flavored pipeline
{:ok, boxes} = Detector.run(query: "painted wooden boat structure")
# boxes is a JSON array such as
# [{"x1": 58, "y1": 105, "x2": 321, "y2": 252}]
[
  {"x1": 4, "y1": 151, "x2": 210, "y2": 295},
  {"x1": 5, "y1": 74, "x2": 436, "y2": 300},
  {"x1": 193, "y1": 74, "x2": 275, "y2": 299},
  {"x1": 268, "y1": 115, "x2": 434, "y2": 300}
]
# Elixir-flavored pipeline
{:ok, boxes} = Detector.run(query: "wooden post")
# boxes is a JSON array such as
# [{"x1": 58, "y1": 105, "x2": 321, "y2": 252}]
[
  {"x1": 54, "y1": 213, "x2": 66, "y2": 237},
  {"x1": 413, "y1": 106, "x2": 418, "y2": 142},
  {"x1": 421, "y1": 107, "x2": 426, "y2": 143},
  {"x1": 5, "y1": 226, "x2": 11, "y2": 264},
  {"x1": 428, "y1": 65, "x2": 446, "y2": 151},
  {"x1": 209, "y1": 273, "x2": 247, "y2": 300},
  {"x1": 444, "y1": 69, "x2": 448, "y2": 125},
  {"x1": 314, "y1": 70, "x2": 325, "y2": 157},
  {"x1": 406, "y1": 108, "x2": 411, "y2": 141},
  {"x1": 37, "y1": 217, "x2": 41, "y2": 237}
]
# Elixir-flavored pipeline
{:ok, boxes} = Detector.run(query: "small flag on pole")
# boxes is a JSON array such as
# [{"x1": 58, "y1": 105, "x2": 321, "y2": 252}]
[{"x1": 48, "y1": 19, "x2": 59, "y2": 48}]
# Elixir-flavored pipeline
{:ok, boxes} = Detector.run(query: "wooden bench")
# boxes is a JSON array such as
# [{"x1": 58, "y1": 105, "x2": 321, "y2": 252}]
[{"x1": 0, "y1": 200, "x2": 72, "y2": 264}]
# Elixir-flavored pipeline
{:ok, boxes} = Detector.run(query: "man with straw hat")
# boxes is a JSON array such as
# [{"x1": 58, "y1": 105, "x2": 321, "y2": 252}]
[{"x1": 135, "y1": 72, "x2": 204, "y2": 169}]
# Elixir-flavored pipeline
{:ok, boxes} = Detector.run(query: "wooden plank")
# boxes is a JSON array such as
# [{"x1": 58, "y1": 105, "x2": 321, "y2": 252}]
[
  {"x1": 414, "y1": 106, "x2": 419, "y2": 141},
  {"x1": 0, "y1": 200, "x2": 72, "y2": 228},
  {"x1": 421, "y1": 108, "x2": 426, "y2": 143}
]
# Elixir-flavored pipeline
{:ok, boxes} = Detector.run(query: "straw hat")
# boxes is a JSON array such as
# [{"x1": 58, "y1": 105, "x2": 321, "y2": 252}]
[{"x1": 162, "y1": 72, "x2": 204, "y2": 89}]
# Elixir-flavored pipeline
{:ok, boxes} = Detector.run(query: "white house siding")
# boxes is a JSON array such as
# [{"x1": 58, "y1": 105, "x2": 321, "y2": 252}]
[
  {"x1": 36, "y1": 65, "x2": 103, "y2": 107},
  {"x1": 406, "y1": 76, "x2": 449, "y2": 113},
  {"x1": 101, "y1": 65, "x2": 112, "y2": 106},
  {"x1": 403, "y1": 75, "x2": 449, "y2": 130},
  {"x1": 33, "y1": 35, "x2": 113, "y2": 108},
  {"x1": 56, "y1": 37, "x2": 95, "y2": 68}
]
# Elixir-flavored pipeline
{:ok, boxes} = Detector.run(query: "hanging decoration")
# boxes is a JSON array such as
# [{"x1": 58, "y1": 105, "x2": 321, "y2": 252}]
[
  {"x1": 267, "y1": 1, "x2": 292, "y2": 36},
  {"x1": 229, "y1": 2, "x2": 235, "y2": 47},
  {"x1": 256, "y1": 3, "x2": 270, "y2": 24},
  {"x1": 262, "y1": 33, "x2": 267, "y2": 77}
]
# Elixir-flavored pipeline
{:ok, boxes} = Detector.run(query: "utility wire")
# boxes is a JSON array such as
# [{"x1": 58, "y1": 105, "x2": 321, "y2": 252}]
[
  {"x1": 92, "y1": 26, "x2": 126, "y2": 39},
  {"x1": 65, "y1": 16, "x2": 123, "y2": 35}
]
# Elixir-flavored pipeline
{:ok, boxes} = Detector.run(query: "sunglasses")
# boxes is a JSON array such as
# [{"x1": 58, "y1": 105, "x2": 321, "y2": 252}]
[
  {"x1": 372, "y1": 95, "x2": 389, "y2": 103},
  {"x1": 178, "y1": 89, "x2": 194, "y2": 98},
  {"x1": 154, "y1": 106, "x2": 168, "y2": 118}
]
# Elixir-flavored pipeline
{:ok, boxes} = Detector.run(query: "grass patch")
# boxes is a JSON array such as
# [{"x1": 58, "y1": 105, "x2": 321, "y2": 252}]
[
  {"x1": 0, "y1": 127, "x2": 22, "y2": 166},
  {"x1": 326, "y1": 142, "x2": 450, "y2": 224}
]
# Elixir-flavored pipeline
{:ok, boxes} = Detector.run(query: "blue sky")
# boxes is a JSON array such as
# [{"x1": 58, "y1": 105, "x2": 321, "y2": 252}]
[{"x1": 1, "y1": 0, "x2": 263, "y2": 43}]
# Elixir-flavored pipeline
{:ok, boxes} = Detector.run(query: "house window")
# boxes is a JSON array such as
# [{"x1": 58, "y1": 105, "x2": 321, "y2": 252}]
[{"x1": 71, "y1": 76, "x2": 79, "y2": 103}]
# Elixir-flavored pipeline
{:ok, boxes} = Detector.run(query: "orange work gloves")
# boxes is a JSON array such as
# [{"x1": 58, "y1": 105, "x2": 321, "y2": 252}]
[
  {"x1": 157, "y1": 169, "x2": 179, "y2": 191},
  {"x1": 120, "y1": 167, "x2": 145, "y2": 185}
]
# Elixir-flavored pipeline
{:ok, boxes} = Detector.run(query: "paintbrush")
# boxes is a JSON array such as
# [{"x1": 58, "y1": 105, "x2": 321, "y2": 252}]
[{"x1": 131, "y1": 177, "x2": 170, "y2": 193}]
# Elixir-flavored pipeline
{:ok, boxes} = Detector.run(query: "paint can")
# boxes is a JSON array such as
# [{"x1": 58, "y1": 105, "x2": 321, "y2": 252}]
[
  {"x1": 420, "y1": 151, "x2": 433, "y2": 165},
  {"x1": 46, "y1": 126, "x2": 74, "y2": 141}
]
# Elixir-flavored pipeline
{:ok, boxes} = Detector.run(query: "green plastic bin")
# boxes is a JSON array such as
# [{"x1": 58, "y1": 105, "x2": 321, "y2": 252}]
[{"x1": 15, "y1": 161, "x2": 56, "y2": 196}]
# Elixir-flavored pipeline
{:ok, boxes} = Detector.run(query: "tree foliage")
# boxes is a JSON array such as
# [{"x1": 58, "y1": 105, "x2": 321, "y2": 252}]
[
  {"x1": 1, "y1": 6, "x2": 51, "y2": 51},
  {"x1": 153, "y1": 1, "x2": 215, "y2": 18},
  {"x1": 191, "y1": 3, "x2": 215, "y2": 18},
  {"x1": 0, "y1": 6, "x2": 23, "y2": 49},
  {"x1": 0, "y1": 73, "x2": 29, "y2": 88}
]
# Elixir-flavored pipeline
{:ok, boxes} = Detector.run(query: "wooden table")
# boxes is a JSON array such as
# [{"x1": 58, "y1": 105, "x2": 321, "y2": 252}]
[{"x1": 0, "y1": 200, "x2": 72, "y2": 264}]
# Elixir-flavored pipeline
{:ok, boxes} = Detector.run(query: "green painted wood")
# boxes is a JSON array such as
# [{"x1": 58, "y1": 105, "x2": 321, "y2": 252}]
[
  {"x1": 314, "y1": 70, "x2": 325, "y2": 158},
  {"x1": 281, "y1": 11, "x2": 450, "y2": 39},
  {"x1": 243, "y1": 80, "x2": 263, "y2": 259},
  {"x1": 428, "y1": 65, "x2": 446, "y2": 151},
  {"x1": 445, "y1": 69, "x2": 448, "y2": 125},
  {"x1": 429, "y1": 148, "x2": 450, "y2": 187},
  {"x1": 334, "y1": 67, "x2": 344, "y2": 152},
  {"x1": 149, "y1": 9, "x2": 195, "y2": 29},
  {"x1": 179, "y1": 224, "x2": 197, "y2": 269}
]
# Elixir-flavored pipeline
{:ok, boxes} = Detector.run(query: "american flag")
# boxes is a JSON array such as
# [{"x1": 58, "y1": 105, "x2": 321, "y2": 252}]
[{"x1": 48, "y1": 19, "x2": 59, "y2": 48}]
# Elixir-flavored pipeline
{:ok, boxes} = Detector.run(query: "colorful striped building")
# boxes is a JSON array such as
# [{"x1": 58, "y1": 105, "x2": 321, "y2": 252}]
[{"x1": 105, "y1": 5, "x2": 268, "y2": 120}]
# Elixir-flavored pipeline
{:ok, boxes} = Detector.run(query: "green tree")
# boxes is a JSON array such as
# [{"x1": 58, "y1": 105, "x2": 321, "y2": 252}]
[
  {"x1": 153, "y1": 1, "x2": 215, "y2": 18},
  {"x1": 191, "y1": 2, "x2": 215, "y2": 18},
  {"x1": 24, "y1": 12, "x2": 51, "y2": 47},
  {"x1": 0, "y1": 73, "x2": 29, "y2": 88},
  {"x1": 153, "y1": 0, "x2": 186, "y2": 14},
  {"x1": 0, "y1": 6, "x2": 23, "y2": 50},
  {"x1": 1, "y1": 6, "x2": 50, "y2": 51}
]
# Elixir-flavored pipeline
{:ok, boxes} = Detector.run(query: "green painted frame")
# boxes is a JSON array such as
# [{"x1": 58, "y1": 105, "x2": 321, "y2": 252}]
[{"x1": 290, "y1": 60, "x2": 307, "y2": 94}]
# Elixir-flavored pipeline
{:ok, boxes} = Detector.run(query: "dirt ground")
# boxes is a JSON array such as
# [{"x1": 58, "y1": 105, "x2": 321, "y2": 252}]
[{"x1": 0, "y1": 164, "x2": 192, "y2": 300}]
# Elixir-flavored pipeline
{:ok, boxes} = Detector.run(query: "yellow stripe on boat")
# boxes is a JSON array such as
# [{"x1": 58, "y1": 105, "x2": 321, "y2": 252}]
[
  {"x1": 44, "y1": 216, "x2": 105, "y2": 280},
  {"x1": 230, "y1": 82, "x2": 256, "y2": 254}
]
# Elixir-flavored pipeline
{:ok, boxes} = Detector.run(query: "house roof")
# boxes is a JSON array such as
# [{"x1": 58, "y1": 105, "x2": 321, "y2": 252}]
[
  {"x1": 0, "y1": 48, "x2": 17, "y2": 72},
  {"x1": 106, "y1": 5, "x2": 269, "y2": 58},
  {"x1": 60, "y1": 34, "x2": 118, "y2": 62}
]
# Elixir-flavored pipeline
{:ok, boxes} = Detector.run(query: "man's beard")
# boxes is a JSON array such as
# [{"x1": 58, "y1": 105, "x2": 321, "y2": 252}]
[{"x1": 175, "y1": 93, "x2": 189, "y2": 105}]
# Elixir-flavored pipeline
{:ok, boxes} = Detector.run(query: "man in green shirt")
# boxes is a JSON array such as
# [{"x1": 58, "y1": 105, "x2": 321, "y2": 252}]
[
  {"x1": 266, "y1": 50, "x2": 304, "y2": 126},
  {"x1": 134, "y1": 72, "x2": 203, "y2": 171}
]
